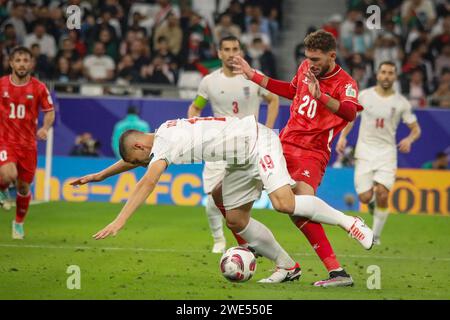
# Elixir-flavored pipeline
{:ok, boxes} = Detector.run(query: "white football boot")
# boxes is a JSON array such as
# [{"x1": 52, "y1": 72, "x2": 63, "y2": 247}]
[
  {"x1": 258, "y1": 262, "x2": 301, "y2": 283},
  {"x1": 12, "y1": 221, "x2": 25, "y2": 240},
  {"x1": 348, "y1": 217, "x2": 374, "y2": 250}
]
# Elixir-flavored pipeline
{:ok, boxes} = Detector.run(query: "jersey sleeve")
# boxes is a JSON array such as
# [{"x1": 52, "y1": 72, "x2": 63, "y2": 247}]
[
  {"x1": 149, "y1": 136, "x2": 173, "y2": 166},
  {"x1": 38, "y1": 83, "x2": 54, "y2": 112},
  {"x1": 336, "y1": 78, "x2": 363, "y2": 111},
  {"x1": 401, "y1": 98, "x2": 418, "y2": 125}
]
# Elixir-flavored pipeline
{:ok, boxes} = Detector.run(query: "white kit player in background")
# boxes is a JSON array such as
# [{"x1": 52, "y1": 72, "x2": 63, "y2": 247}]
[
  {"x1": 71, "y1": 116, "x2": 374, "y2": 284},
  {"x1": 187, "y1": 35, "x2": 279, "y2": 253},
  {"x1": 337, "y1": 61, "x2": 421, "y2": 245}
]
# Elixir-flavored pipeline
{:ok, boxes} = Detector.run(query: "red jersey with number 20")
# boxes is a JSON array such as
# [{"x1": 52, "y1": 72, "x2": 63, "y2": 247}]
[
  {"x1": 279, "y1": 60, "x2": 363, "y2": 165},
  {"x1": 0, "y1": 76, "x2": 54, "y2": 149}
]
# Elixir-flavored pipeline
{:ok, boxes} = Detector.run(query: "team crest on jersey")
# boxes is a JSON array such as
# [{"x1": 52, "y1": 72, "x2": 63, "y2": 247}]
[
  {"x1": 345, "y1": 84, "x2": 356, "y2": 98},
  {"x1": 2, "y1": 91, "x2": 9, "y2": 98},
  {"x1": 243, "y1": 86, "x2": 250, "y2": 99}
]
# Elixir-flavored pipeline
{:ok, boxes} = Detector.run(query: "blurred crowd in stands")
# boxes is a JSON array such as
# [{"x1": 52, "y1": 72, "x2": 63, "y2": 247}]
[
  {"x1": 0, "y1": 0, "x2": 449, "y2": 108},
  {"x1": 296, "y1": 0, "x2": 450, "y2": 108},
  {"x1": 0, "y1": 0, "x2": 281, "y2": 95}
]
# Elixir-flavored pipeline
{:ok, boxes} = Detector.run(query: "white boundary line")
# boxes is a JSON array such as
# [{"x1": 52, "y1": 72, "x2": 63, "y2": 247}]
[{"x1": 0, "y1": 243, "x2": 449, "y2": 262}]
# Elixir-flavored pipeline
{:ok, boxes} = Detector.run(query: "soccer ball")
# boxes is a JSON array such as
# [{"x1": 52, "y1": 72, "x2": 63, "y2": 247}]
[{"x1": 219, "y1": 247, "x2": 257, "y2": 282}]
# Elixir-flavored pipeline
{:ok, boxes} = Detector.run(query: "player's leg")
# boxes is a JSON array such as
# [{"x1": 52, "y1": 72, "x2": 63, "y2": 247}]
[
  {"x1": 290, "y1": 181, "x2": 353, "y2": 287},
  {"x1": 12, "y1": 149, "x2": 37, "y2": 239},
  {"x1": 211, "y1": 183, "x2": 247, "y2": 246},
  {"x1": 202, "y1": 162, "x2": 227, "y2": 253},
  {"x1": 225, "y1": 202, "x2": 301, "y2": 283},
  {"x1": 371, "y1": 167, "x2": 395, "y2": 245},
  {"x1": 355, "y1": 159, "x2": 376, "y2": 214},
  {"x1": 0, "y1": 149, "x2": 19, "y2": 210},
  {"x1": 256, "y1": 126, "x2": 373, "y2": 249}
]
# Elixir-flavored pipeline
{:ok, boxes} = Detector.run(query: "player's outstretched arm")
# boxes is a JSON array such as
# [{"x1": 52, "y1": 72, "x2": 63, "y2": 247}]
[
  {"x1": 336, "y1": 121, "x2": 355, "y2": 155},
  {"x1": 232, "y1": 56, "x2": 296, "y2": 100},
  {"x1": 70, "y1": 160, "x2": 138, "y2": 186},
  {"x1": 93, "y1": 160, "x2": 167, "y2": 240}
]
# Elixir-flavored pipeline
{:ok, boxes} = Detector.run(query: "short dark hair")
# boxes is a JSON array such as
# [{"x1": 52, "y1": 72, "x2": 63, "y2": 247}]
[
  {"x1": 119, "y1": 130, "x2": 139, "y2": 162},
  {"x1": 304, "y1": 30, "x2": 337, "y2": 52},
  {"x1": 9, "y1": 46, "x2": 32, "y2": 60},
  {"x1": 219, "y1": 35, "x2": 241, "y2": 49},
  {"x1": 436, "y1": 152, "x2": 447, "y2": 159},
  {"x1": 378, "y1": 60, "x2": 397, "y2": 72},
  {"x1": 127, "y1": 106, "x2": 138, "y2": 115}
]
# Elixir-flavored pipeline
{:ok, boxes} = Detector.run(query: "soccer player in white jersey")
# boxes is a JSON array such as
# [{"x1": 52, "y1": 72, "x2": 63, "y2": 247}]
[
  {"x1": 71, "y1": 116, "x2": 374, "y2": 283},
  {"x1": 187, "y1": 36, "x2": 280, "y2": 254},
  {"x1": 336, "y1": 61, "x2": 421, "y2": 245}
]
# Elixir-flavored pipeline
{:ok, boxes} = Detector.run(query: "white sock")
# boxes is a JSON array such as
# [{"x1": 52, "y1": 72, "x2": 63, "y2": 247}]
[
  {"x1": 373, "y1": 206, "x2": 389, "y2": 239},
  {"x1": 238, "y1": 218, "x2": 295, "y2": 269},
  {"x1": 293, "y1": 195, "x2": 355, "y2": 230},
  {"x1": 205, "y1": 194, "x2": 224, "y2": 241}
]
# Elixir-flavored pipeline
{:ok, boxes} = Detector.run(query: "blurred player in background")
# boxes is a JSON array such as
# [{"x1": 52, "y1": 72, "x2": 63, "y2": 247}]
[
  {"x1": 187, "y1": 36, "x2": 279, "y2": 253},
  {"x1": 336, "y1": 61, "x2": 421, "y2": 245},
  {"x1": 0, "y1": 46, "x2": 55, "y2": 239},
  {"x1": 233, "y1": 30, "x2": 364, "y2": 287}
]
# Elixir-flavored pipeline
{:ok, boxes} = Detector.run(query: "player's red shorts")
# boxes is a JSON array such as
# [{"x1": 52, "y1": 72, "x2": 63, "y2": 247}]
[
  {"x1": 0, "y1": 145, "x2": 37, "y2": 184},
  {"x1": 282, "y1": 143, "x2": 328, "y2": 192}
]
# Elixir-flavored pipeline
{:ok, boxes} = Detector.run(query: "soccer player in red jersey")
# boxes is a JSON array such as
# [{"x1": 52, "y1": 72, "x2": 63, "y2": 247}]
[
  {"x1": 232, "y1": 30, "x2": 363, "y2": 287},
  {"x1": 0, "y1": 46, "x2": 55, "y2": 239}
]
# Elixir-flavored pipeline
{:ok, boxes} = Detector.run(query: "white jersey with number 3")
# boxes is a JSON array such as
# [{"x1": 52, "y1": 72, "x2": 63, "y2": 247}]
[
  {"x1": 197, "y1": 68, "x2": 269, "y2": 118},
  {"x1": 356, "y1": 87, "x2": 417, "y2": 163}
]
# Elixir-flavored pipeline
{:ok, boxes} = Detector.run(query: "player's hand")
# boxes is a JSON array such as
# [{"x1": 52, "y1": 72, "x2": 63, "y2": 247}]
[
  {"x1": 93, "y1": 219, "x2": 125, "y2": 240},
  {"x1": 304, "y1": 69, "x2": 321, "y2": 99},
  {"x1": 231, "y1": 55, "x2": 254, "y2": 79},
  {"x1": 398, "y1": 137, "x2": 412, "y2": 153},
  {"x1": 336, "y1": 137, "x2": 347, "y2": 155},
  {"x1": 37, "y1": 127, "x2": 48, "y2": 140},
  {"x1": 70, "y1": 173, "x2": 102, "y2": 186}
]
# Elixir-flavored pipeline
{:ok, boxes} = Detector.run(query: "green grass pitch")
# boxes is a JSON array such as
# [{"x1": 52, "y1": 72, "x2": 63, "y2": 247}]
[{"x1": 0, "y1": 201, "x2": 449, "y2": 300}]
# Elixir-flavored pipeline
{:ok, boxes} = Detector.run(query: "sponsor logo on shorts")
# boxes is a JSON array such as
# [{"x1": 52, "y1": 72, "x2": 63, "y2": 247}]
[{"x1": 302, "y1": 170, "x2": 310, "y2": 178}]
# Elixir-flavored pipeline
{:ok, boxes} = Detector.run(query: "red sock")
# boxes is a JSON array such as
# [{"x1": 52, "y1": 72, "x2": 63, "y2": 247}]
[
  {"x1": 214, "y1": 200, "x2": 248, "y2": 246},
  {"x1": 295, "y1": 218, "x2": 341, "y2": 272},
  {"x1": 15, "y1": 192, "x2": 31, "y2": 223}
]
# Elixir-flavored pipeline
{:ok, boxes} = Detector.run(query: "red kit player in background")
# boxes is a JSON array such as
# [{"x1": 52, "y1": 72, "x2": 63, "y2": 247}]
[
  {"x1": 233, "y1": 30, "x2": 363, "y2": 287},
  {"x1": 0, "y1": 46, "x2": 55, "y2": 239}
]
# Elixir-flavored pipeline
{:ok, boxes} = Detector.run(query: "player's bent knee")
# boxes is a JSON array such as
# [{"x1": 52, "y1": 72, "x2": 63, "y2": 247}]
[{"x1": 358, "y1": 192, "x2": 373, "y2": 204}]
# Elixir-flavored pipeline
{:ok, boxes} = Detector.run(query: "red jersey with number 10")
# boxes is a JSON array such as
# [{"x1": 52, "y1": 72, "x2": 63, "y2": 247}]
[
  {"x1": 279, "y1": 60, "x2": 363, "y2": 165},
  {"x1": 0, "y1": 75, "x2": 54, "y2": 149}
]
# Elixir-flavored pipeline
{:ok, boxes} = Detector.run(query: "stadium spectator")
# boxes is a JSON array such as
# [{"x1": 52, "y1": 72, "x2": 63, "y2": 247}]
[
  {"x1": 421, "y1": 152, "x2": 449, "y2": 169},
  {"x1": 430, "y1": 15, "x2": 450, "y2": 58},
  {"x1": 154, "y1": 36, "x2": 179, "y2": 80},
  {"x1": 153, "y1": 13, "x2": 183, "y2": 55},
  {"x1": 245, "y1": 38, "x2": 277, "y2": 77},
  {"x1": 83, "y1": 42, "x2": 115, "y2": 82},
  {"x1": 213, "y1": 13, "x2": 241, "y2": 44},
  {"x1": 402, "y1": 68, "x2": 429, "y2": 108},
  {"x1": 224, "y1": 0, "x2": 246, "y2": 32},
  {"x1": 241, "y1": 19, "x2": 271, "y2": 49},
  {"x1": 24, "y1": 22, "x2": 57, "y2": 60},
  {"x1": 111, "y1": 106, "x2": 150, "y2": 159},
  {"x1": 70, "y1": 133, "x2": 101, "y2": 157},
  {"x1": 30, "y1": 43, "x2": 53, "y2": 79},
  {"x1": 339, "y1": 8, "x2": 362, "y2": 43},
  {"x1": 1, "y1": 2, "x2": 26, "y2": 44},
  {"x1": 322, "y1": 14, "x2": 343, "y2": 40},
  {"x1": 373, "y1": 33, "x2": 404, "y2": 71},
  {"x1": 245, "y1": 5, "x2": 270, "y2": 37},
  {"x1": 153, "y1": 0, "x2": 181, "y2": 31},
  {"x1": 341, "y1": 20, "x2": 373, "y2": 60},
  {"x1": 55, "y1": 37, "x2": 83, "y2": 76},
  {"x1": 435, "y1": 43, "x2": 450, "y2": 78},
  {"x1": 430, "y1": 68, "x2": 450, "y2": 108},
  {"x1": 116, "y1": 54, "x2": 140, "y2": 83},
  {"x1": 1, "y1": 23, "x2": 18, "y2": 54},
  {"x1": 97, "y1": 27, "x2": 119, "y2": 62},
  {"x1": 401, "y1": 0, "x2": 437, "y2": 31},
  {"x1": 141, "y1": 54, "x2": 175, "y2": 85},
  {"x1": 268, "y1": 7, "x2": 280, "y2": 44},
  {"x1": 128, "y1": 39, "x2": 151, "y2": 77}
]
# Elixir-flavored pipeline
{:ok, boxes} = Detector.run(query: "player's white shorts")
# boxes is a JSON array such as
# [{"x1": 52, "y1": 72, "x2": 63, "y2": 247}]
[
  {"x1": 222, "y1": 124, "x2": 296, "y2": 211},
  {"x1": 202, "y1": 161, "x2": 227, "y2": 194},
  {"x1": 354, "y1": 158, "x2": 397, "y2": 194}
]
